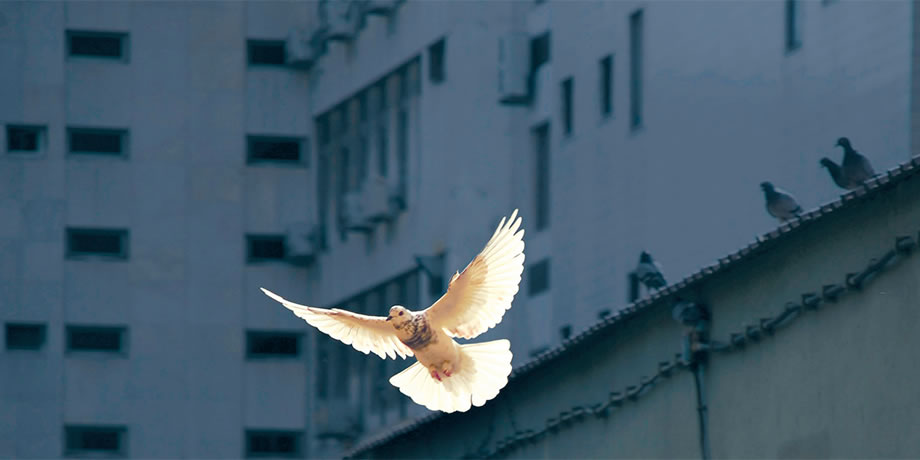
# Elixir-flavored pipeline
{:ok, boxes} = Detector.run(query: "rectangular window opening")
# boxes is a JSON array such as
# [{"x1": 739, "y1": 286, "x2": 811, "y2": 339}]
[
  {"x1": 247, "y1": 136, "x2": 304, "y2": 164},
  {"x1": 65, "y1": 425, "x2": 127, "y2": 456},
  {"x1": 68, "y1": 128, "x2": 127, "y2": 156},
  {"x1": 785, "y1": 0, "x2": 802, "y2": 52},
  {"x1": 66, "y1": 326, "x2": 125, "y2": 353},
  {"x1": 528, "y1": 259, "x2": 550, "y2": 296},
  {"x1": 245, "y1": 430, "x2": 300, "y2": 458},
  {"x1": 599, "y1": 55, "x2": 613, "y2": 117},
  {"x1": 629, "y1": 9, "x2": 644, "y2": 129},
  {"x1": 533, "y1": 123, "x2": 550, "y2": 231},
  {"x1": 428, "y1": 38, "x2": 446, "y2": 83},
  {"x1": 247, "y1": 40, "x2": 286, "y2": 66},
  {"x1": 246, "y1": 235, "x2": 286, "y2": 262},
  {"x1": 246, "y1": 331, "x2": 300, "y2": 358},
  {"x1": 561, "y1": 77, "x2": 573, "y2": 136},
  {"x1": 6, "y1": 125, "x2": 45, "y2": 153},
  {"x1": 5, "y1": 323, "x2": 46, "y2": 350},
  {"x1": 66, "y1": 228, "x2": 129, "y2": 259},
  {"x1": 67, "y1": 31, "x2": 126, "y2": 60}
]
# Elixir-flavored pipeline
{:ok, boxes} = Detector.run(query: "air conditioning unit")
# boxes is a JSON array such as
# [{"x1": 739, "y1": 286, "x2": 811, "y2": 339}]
[
  {"x1": 284, "y1": 222, "x2": 317, "y2": 266},
  {"x1": 343, "y1": 191, "x2": 373, "y2": 232},
  {"x1": 315, "y1": 398, "x2": 362, "y2": 440},
  {"x1": 363, "y1": 0, "x2": 402, "y2": 16},
  {"x1": 322, "y1": 0, "x2": 358, "y2": 42},
  {"x1": 285, "y1": 27, "x2": 316, "y2": 69},
  {"x1": 531, "y1": 63, "x2": 553, "y2": 123},
  {"x1": 497, "y1": 31, "x2": 530, "y2": 105},
  {"x1": 362, "y1": 173, "x2": 395, "y2": 222}
]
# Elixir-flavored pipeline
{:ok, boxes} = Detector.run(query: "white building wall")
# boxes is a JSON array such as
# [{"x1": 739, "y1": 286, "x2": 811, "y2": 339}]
[{"x1": 0, "y1": 1, "x2": 314, "y2": 458}]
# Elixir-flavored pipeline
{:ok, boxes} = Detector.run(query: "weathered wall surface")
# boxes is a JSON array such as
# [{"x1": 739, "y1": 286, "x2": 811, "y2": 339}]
[{"x1": 360, "y1": 169, "x2": 920, "y2": 458}]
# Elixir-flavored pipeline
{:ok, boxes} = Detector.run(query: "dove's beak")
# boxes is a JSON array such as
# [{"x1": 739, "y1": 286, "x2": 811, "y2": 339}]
[{"x1": 385, "y1": 316, "x2": 391, "y2": 321}]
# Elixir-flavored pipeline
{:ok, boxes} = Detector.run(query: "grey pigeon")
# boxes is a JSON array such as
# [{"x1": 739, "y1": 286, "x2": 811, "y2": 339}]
[
  {"x1": 635, "y1": 251, "x2": 666, "y2": 290},
  {"x1": 836, "y1": 137, "x2": 876, "y2": 188},
  {"x1": 819, "y1": 157, "x2": 854, "y2": 190},
  {"x1": 760, "y1": 182, "x2": 802, "y2": 222}
]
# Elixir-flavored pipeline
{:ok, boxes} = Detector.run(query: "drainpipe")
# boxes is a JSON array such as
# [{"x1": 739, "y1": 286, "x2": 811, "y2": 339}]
[{"x1": 673, "y1": 300, "x2": 712, "y2": 460}]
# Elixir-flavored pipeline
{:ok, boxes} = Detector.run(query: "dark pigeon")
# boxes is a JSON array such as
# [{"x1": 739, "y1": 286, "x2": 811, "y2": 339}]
[
  {"x1": 636, "y1": 251, "x2": 666, "y2": 290},
  {"x1": 819, "y1": 157, "x2": 853, "y2": 190},
  {"x1": 836, "y1": 137, "x2": 876, "y2": 188},
  {"x1": 760, "y1": 181, "x2": 802, "y2": 222}
]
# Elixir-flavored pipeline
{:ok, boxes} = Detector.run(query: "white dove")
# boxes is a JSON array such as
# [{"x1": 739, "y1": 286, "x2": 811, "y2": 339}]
[{"x1": 261, "y1": 210, "x2": 525, "y2": 413}]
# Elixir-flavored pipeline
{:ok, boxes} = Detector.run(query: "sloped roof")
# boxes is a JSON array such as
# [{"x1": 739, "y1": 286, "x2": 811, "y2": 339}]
[{"x1": 346, "y1": 156, "x2": 920, "y2": 458}]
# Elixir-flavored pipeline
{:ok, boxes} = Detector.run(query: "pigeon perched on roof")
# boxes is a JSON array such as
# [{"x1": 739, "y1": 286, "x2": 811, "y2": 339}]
[
  {"x1": 262, "y1": 210, "x2": 525, "y2": 413},
  {"x1": 635, "y1": 251, "x2": 666, "y2": 290},
  {"x1": 760, "y1": 182, "x2": 802, "y2": 222},
  {"x1": 836, "y1": 137, "x2": 876, "y2": 188},
  {"x1": 819, "y1": 157, "x2": 853, "y2": 190}
]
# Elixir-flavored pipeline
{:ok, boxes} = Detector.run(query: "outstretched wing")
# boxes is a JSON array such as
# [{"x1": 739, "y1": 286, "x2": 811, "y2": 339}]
[
  {"x1": 423, "y1": 209, "x2": 525, "y2": 339},
  {"x1": 261, "y1": 288, "x2": 412, "y2": 359}
]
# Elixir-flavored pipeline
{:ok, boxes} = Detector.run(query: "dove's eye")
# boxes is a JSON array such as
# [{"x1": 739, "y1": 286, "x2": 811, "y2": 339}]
[{"x1": 399, "y1": 312, "x2": 404, "y2": 316}]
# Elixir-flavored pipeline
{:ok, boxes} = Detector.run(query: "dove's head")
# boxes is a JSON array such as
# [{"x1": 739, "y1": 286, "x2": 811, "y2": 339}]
[
  {"x1": 836, "y1": 137, "x2": 851, "y2": 149},
  {"x1": 386, "y1": 305, "x2": 412, "y2": 327},
  {"x1": 639, "y1": 251, "x2": 652, "y2": 263},
  {"x1": 819, "y1": 157, "x2": 835, "y2": 169},
  {"x1": 760, "y1": 181, "x2": 775, "y2": 193}
]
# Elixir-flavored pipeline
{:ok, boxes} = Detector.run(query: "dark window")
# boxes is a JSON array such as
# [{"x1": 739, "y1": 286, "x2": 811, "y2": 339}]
[
  {"x1": 5, "y1": 323, "x2": 46, "y2": 350},
  {"x1": 246, "y1": 235, "x2": 286, "y2": 262},
  {"x1": 68, "y1": 128, "x2": 126, "y2": 156},
  {"x1": 6, "y1": 125, "x2": 44, "y2": 153},
  {"x1": 247, "y1": 40, "x2": 286, "y2": 66},
  {"x1": 629, "y1": 9, "x2": 644, "y2": 129},
  {"x1": 67, "y1": 31, "x2": 126, "y2": 59},
  {"x1": 317, "y1": 116, "x2": 330, "y2": 146},
  {"x1": 533, "y1": 123, "x2": 550, "y2": 231},
  {"x1": 785, "y1": 0, "x2": 802, "y2": 52},
  {"x1": 528, "y1": 259, "x2": 550, "y2": 296},
  {"x1": 65, "y1": 425, "x2": 126, "y2": 456},
  {"x1": 599, "y1": 55, "x2": 613, "y2": 117},
  {"x1": 428, "y1": 38, "x2": 446, "y2": 83},
  {"x1": 561, "y1": 77, "x2": 573, "y2": 136},
  {"x1": 66, "y1": 228, "x2": 129, "y2": 259},
  {"x1": 245, "y1": 430, "x2": 300, "y2": 458},
  {"x1": 530, "y1": 33, "x2": 551, "y2": 74},
  {"x1": 66, "y1": 326, "x2": 125, "y2": 353},
  {"x1": 247, "y1": 136, "x2": 303, "y2": 164},
  {"x1": 377, "y1": 122, "x2": 389, "y2": 177},
  {"x1": 247, "y1": 331, "x2": 300, "y2": 358},
  {"x1": 395, "y1": 108, "x2": 408, "y2": 209}
]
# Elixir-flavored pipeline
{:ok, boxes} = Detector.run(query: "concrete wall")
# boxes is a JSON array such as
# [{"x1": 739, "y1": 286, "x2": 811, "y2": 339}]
[
  {"x1": 0, "y1": 1, "x2": 314, "y2": 457},
  {"x1": 359, "y1": 166, "x2": 920, "y2": 459}
]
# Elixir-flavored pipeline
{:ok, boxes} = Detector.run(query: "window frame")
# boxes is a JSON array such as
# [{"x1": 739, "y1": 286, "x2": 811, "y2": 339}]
[
  {"x1": 785, "y1": 0, "x2": 803, "y2": 53},
  {"x1": 245, "y1": 331, "x2": 301, "y2": 359},
  {"x1": 65, "y1": 325, "x2": 128, "y2": 356},
  {"x1": 561, "y1": 77, "x2": 574, "y2": 137},
  {"x1": 246, "y1": 234, "x2": 287, "y2": 263},
  {"x1": 246, "y1": 39, "x2": 287, "y2": 67},
  {"x1": 67, "y1": 127, "x2": 129, "y2": 158},
  {"x1": 64, "y1": 424, "x2": 128, "y2": 457},
  {"x1": 629, "y1": 9, "x2": 644, "y2": 130},
  {"x1": 244, "y1": 429, "x2": 301, "y2": 458},
  {"x1": 5, "y1": 124, "x2": 47, "y2": 155},
  {"x1": 599, "y1": 54, "x2": 613, "y2": 119},
  {"x1": 5, "y1": 323, "x2": 47, "y2": 351},
  {"x1": 66, "y1": 30, "x2": 129, "y2": 62},
  {"x1": 428, "y1": 38, "x2": 446, "y2": 84},
  {"x1": 65, "y1": 228, "x2": 130, "y2": 260},
  {"x1": 528, "y1": 258, "x2": 551, "y2": 296},
  {"x1": 246, "y1": 135, "x2": 307, "y2": 166}
]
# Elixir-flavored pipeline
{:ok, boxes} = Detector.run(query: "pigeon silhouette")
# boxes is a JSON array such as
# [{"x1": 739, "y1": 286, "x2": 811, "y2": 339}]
[
  {"x1": 819, "y1": 157, "x2": 854, "y2": 190},
  {"x1": 760, "y1": 182, "x2": 802, "y2": 222},
  {"x1": 635, "y1": 251, "x2": 666, "y2": 290},
  {"x1": 836, "y1": 137, "x2": 875, "y2": 188}
]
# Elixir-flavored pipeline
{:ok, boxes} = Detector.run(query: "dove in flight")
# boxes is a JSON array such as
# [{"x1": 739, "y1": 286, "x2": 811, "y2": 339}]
[
  {"x1": 635, "y1": 251, "x2": 666, "y2": 291},
  {"x1": 760, "y1": 181, "x2": 802, "y2": 222},
  {"x1": 261, "y1": 210, "x2": 525, "y2": 413}
]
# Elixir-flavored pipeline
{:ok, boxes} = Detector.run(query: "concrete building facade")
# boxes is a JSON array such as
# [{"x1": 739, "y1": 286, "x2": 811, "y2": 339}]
[{"x1": 2, "y1": 0, "x2": 919, "y2": 458}]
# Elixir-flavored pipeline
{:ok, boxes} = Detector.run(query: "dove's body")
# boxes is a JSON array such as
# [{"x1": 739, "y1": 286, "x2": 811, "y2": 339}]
[
  {"x1": 262, "y1": 210, "x2": 525, "y2": 413},
  {"x1": 761, "y1": 181, "x2": 802, "y2": 222}
]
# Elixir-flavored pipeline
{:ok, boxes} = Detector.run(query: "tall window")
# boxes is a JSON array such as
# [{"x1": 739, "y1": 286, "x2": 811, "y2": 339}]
[
  {"x1": 599, "y1": 55, "x2": 613, "y2": 118},
  {"x1": 428, "y1": 38, "x2": 446, "y2": 83},
  {"x1": 629, "y1": 9, "x2": 644, "y2": 129},
  {"x1": 533, "y1": 123, "x2": 550, "y2": 231},
  {"x1": 561, "y1": 78, "x2": 573, "y2": 137},
  {"x1": 785, "y1": 0, "x2": 802, "y2": 52}
]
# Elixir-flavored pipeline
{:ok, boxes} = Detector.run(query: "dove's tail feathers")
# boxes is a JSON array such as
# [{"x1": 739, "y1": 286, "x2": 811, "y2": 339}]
[{"x1": 389, "y1": 339, "x2": 513, "y2": 414}]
